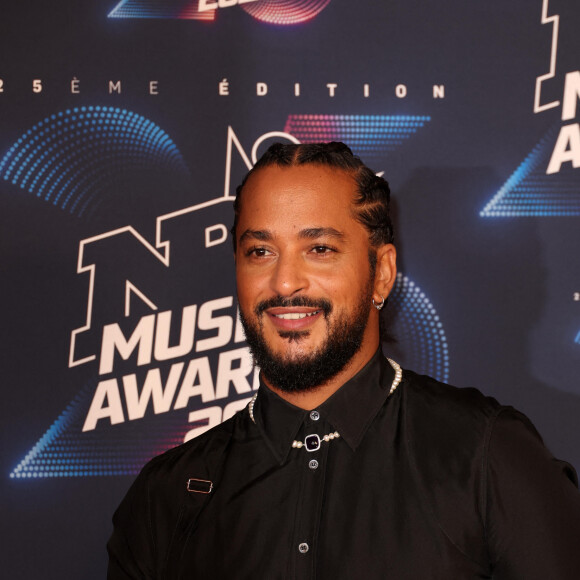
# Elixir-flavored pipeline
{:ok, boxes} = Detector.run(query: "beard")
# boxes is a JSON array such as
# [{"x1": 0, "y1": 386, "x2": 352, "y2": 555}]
[{"x1": 239, "y1": 278, "x2": 374, "y2": 394}]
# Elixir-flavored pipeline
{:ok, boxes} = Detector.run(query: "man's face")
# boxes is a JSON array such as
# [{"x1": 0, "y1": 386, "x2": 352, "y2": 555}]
[{"x1": 234, "y1": 164, "x2": 382, "y2": 392}]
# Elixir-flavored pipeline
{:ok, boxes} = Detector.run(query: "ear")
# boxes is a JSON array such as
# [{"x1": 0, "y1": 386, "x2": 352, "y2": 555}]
[{"x1": 373, "y1": 244, "x2": 397, "y2": 304}]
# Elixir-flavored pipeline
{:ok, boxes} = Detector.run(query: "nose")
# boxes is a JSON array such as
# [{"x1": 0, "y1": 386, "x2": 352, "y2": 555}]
[{"x1": 269, "y1": 252, "x2": 309, "y2": 297}]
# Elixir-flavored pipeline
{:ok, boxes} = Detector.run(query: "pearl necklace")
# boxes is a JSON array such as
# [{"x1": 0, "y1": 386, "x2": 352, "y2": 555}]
[{"x1": 248, "y1": 357, "x2": 403, "y2": 452}]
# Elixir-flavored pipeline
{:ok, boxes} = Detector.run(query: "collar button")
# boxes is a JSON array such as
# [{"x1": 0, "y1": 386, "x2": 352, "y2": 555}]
[{"x1": 309, "y1": 410, "x2": 320, "y2": 421}]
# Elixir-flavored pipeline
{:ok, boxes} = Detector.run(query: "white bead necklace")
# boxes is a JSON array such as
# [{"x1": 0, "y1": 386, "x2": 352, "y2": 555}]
[{"x1": 248, "y1": 357, "x2": 403, "y2": 452}]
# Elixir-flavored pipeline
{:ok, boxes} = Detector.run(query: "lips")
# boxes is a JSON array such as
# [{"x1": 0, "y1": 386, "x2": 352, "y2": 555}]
[
  {"x1": 273, "y1": 310, "x2": 320, "y2": 320},
  {"x1": 256, "y1": 296, "x2": 332, "y2": 315},
  {"x1": 266, "y1": 307, "x2": 323, "y2": 331}
]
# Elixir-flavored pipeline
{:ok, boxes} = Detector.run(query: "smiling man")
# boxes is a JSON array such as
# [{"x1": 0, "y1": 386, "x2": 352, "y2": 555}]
[
  {"x1": 108, "y1": 142, "x2": 580, "y2": 579},
  {"x1": 234, "y1": 156, "x2": 396, "y2": 411}
]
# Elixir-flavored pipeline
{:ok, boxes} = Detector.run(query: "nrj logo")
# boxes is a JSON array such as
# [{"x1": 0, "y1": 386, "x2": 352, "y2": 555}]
[
  {"x1": 69, "y1": 127, "x2": 299, "y2": 437},
  {"x1": 479, "y1": 0, "x2": 580, "y2": 217},
  {"x1": 534, "y1": 0, "x2": 580, "y2": 175},
  {"x1": 108, "y1": 0, "x2": 333, "y2": 25}
]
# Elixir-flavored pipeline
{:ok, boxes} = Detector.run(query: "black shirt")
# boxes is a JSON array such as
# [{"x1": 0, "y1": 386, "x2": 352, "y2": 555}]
[{"x1": 108, "y1": 350, "x2": 580, "y2": 579}]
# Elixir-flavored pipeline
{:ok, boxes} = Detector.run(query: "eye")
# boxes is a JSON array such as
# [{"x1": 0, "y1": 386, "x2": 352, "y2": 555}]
[
  {"x1": 310, "y1": 245, "x2": 336, "y2": 255},
  {"x1": 245, "y1": 246, "x2": 272, "y2": 258}
]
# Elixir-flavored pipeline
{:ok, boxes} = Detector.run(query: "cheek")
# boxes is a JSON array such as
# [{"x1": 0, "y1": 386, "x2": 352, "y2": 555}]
[
  {"x1": 316, "y1": 265, "x2": 370, "y2": 303},
  {"x1": 235, "y1": 270, "x2": 253, "y2": 306},
  {"x1": 236, "y1": 267, "x2": 268, "y2": 313}
]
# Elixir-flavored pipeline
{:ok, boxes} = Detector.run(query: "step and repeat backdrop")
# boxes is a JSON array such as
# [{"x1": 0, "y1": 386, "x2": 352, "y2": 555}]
[{"x1": 1, "y1": 0, "x2": 579, "y2": 577}]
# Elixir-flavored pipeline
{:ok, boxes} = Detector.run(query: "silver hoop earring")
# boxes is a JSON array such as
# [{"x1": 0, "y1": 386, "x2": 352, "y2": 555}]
[{"x1": 372, "y1": 296, "x2": 385, "y2": 311}]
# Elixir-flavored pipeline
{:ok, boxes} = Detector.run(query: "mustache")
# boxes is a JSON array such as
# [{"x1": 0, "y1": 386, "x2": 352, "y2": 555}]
[{"x1": 255, "y1": 296, "x2": 333, "y2": 317}]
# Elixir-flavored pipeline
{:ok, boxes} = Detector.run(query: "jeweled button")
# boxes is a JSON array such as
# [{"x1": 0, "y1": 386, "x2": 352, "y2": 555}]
[
  {"x1": 298, "y1": 542, "x2": 309, "y2": 554},
  {"x1": 304, "y1": 434, "x2": 321, "y2": 452}
]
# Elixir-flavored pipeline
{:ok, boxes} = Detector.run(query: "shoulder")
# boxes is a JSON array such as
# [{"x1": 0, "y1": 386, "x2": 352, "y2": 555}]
[
  {"x1": 401, "y1": 368, "x2": 503, "y2": 437},
  {"x1": 486, "y1": 405, "x2": 578, "y2": 487},
  {"x1": 108, "y1": 411, "x2": 248, "y2": 577},
  {"x1": 398, "y1": 368, "x2": 506, "y2": 501},
  {"x1": 137, "y1": 410, "x2": 242, "y2": 491},
  {"x1": 113, "y1": 410, "x2": 244, "y2": 535},
  {"x1": 399, "y1": 367, "x2": 577, "y2": 483}
]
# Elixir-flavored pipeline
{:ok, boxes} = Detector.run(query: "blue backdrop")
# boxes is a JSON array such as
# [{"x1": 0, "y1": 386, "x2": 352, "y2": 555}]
[{"x1": 1, "y1": 1, "x2": 579, "y2": 577}]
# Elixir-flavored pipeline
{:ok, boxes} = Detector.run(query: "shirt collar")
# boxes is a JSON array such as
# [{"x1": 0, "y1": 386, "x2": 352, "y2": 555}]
[{"x1": 253, "y1": 349, "x2": 396, "y2": 463}]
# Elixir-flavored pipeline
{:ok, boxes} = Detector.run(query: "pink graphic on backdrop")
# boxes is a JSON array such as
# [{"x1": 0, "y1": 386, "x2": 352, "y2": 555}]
[
  {"x1": 108, "y1": 0, "x2": 216, "y2": 20},
  {"x1": 284, "y1": 114, "x2": 431, "y2": 156},
  {"x1": 285, "y1": 114, "x2": 340, "y2": 141},
  {"x1": 241, "y1": 0, "x2": 332, "y2": 25},
  {"x1": 108, "y1": 0, "x2": 331, "y2": 24}
]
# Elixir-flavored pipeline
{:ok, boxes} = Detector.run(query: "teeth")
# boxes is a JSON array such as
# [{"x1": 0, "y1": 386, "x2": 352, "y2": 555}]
[{"x1": 275, "y1": 311, "x2": 319, "y2": 320}]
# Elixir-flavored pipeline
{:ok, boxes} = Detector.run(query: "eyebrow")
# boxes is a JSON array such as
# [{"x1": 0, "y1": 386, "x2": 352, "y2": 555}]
[
  {"x1": 238, "y1": 227, "x2": 345, "y2": 245},
  {"x1": 298, "y1": 227, "x2": 345, "y2": 241},
  {"x1": 238, "y1": 229, "x2": 273, "y2": 244}
]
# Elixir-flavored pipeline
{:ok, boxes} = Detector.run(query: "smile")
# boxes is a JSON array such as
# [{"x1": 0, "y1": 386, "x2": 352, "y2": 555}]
[{"x1": 273, "y1": 311, "x2": 320, "y2": 320}]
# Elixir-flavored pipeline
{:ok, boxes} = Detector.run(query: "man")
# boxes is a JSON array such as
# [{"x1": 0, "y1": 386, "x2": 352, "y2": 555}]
[{"x1": 108, "y1": 142, "x2": 580, "y2": 578}]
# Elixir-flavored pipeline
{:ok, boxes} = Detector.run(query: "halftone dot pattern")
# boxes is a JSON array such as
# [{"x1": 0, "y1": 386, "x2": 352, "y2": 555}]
[
  {"x1": 0, "y1": 106, "x2": 189, "y2": 217},
  {"x1": 109, "y1": 0, "x2": 215, "y2": 20},
  {"x1": 241, "y1": 0, "x2": 332, "y2": 25},
  {"x1": 480, "y1": 125, "x2": 580, "y2": 217},
  {"x1": 389, "y1": 273, "x2": 450, "y2": 383},
  {"x1": 284, "y1": 114, "x2": 431, "y2": 156},
  {"x1": 9, "y1": 377, "x2": 197, "y2": 479},
  {"x1": 10, "y1": 383, "x2": 91, "y2": 479}
]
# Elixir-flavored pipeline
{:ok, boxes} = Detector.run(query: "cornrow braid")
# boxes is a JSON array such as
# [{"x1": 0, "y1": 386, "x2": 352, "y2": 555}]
[{"x1": 231, "y1": 142, "x2": 393, "y2": 251}]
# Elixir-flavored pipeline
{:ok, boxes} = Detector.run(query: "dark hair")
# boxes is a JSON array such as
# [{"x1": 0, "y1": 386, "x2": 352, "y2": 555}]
[{"x1": 231, "y1": 142, "x2": 394, "y2": 250}]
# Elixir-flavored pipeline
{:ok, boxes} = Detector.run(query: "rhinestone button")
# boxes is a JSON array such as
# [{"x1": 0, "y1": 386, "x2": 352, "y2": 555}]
[
  {"x1": 304, "y1": 434, "x2": 321, "y2": 452},
  {"x1": 298, "y1": 542, "x2": 309, "y2": 554},
  {"x1": 310, "y1": 410, "x2": 320, "y2": 421},
  {"x1": 309, "y1": 459, "x2": 319, "y2": 470}
]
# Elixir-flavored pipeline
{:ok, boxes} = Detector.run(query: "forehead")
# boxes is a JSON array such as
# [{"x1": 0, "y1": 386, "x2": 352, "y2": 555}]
[{"x1": 237, "y1": 164, "x2": 365, "y2": 239}]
